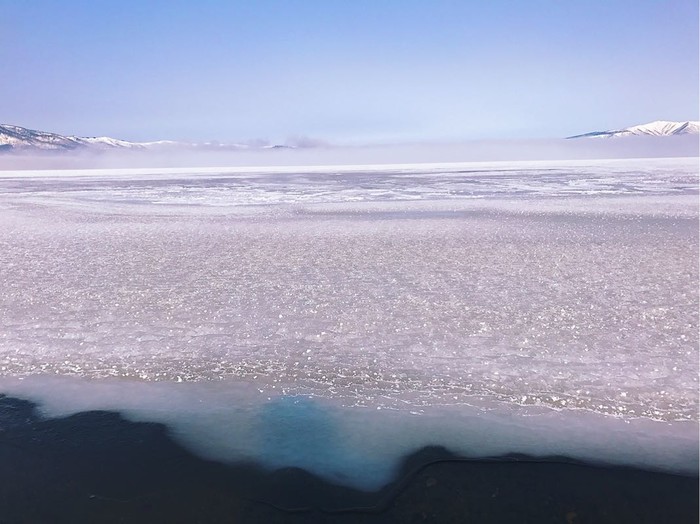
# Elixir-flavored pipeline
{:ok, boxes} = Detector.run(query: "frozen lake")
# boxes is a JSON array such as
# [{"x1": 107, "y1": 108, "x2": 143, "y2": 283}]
[{"x1": 0, "y1": 157, "x2": 697, "y2": 488}]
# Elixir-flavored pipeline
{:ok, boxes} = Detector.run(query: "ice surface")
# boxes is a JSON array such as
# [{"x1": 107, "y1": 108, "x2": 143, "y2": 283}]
[
  {"x1": 0, "y1": 158, "x2": 697, "y2": 488},
  {"x1": 0, "y1": 157, "x2": 697, "y2": 208}
]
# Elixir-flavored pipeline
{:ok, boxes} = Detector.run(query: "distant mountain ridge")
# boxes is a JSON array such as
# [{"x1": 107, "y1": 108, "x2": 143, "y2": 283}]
[
  {"x1": 567, "y1": 120, "x2": 699, "y2": 139},
  {"x1": 0, "y1": 124, "x2": 291, "y2": 152},
  {"x1": 2, "y1": 121, "x2": 698, "y2": 153}
]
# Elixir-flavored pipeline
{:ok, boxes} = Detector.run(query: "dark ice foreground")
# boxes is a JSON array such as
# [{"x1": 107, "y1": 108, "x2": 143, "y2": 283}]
[{"x1": 1, "y1": 394, "x2": 697, "y2": 524}]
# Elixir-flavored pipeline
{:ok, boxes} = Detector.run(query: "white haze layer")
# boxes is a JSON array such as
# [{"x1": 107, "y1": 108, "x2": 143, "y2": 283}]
[
  {"x1": 0, "y1": 157, "x2": 697, "y2": 489},
  {"x1": 0, "y1": 135, "x2": 697, "y2": 171}
]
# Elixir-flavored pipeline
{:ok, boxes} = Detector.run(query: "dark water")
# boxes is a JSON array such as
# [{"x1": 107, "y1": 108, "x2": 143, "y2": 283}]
[{"x1": 0, "y1": 394, "x2": 697, "y2": 524}]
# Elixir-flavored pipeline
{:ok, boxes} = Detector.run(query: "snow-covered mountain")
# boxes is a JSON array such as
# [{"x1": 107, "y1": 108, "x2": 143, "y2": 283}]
[
  {"x1": 0, "y1": 124, "x2": 292, "y2": 152},
  {"x1": 568, "y1": 120, "x2": 699, "y2": 139},
  {"x1": 0, "y1": 124, "x2": 151, "y2": 151}
]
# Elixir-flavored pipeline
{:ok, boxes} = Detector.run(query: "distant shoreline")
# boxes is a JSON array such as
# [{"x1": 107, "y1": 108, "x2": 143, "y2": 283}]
[
  {"x1": 1, "y1": 394, "x2": 697, "y2": 523},
  {"x1": 1, "y1": 135, "x2": 697, "y2": 171}
]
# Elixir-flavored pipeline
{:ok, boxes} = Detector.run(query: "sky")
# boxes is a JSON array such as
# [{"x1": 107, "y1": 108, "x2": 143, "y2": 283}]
[{"x1": 1, "y1": 0, "x2": 698, "y2": 144}]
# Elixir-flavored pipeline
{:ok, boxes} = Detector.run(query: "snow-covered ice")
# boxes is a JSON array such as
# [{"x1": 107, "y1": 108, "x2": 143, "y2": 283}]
[{"x1": 0, "y1": 157, "x2": 697, "y2": 488}]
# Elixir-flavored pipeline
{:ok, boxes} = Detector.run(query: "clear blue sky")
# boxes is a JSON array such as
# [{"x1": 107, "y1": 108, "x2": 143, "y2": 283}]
[{"x1": 1, "y1": 0, "x2": 697, "y2": 143}]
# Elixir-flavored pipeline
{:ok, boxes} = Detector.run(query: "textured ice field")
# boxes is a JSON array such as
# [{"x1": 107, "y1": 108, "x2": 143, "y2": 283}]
[
  {"x1": 0, "y1": 157, "x2": 697, "y2": 487},
  {"x1": 0, "y1": 157, "x2": 696, "y2": 207}
]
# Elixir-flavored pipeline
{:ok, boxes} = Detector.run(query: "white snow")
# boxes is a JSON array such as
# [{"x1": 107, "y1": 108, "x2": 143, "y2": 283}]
[
  {"x1": 0, "y1": 123, "x2": 279, "y2": 151},
  {"x1": 571, "y1": 120, "x2": 700, "y2": 139},
  {"x1": 80, "y1": 136, "x2": 146, "y2": 149},
  {"x1": 609, "y1": 120, "x2": 699, "y2": 138}
]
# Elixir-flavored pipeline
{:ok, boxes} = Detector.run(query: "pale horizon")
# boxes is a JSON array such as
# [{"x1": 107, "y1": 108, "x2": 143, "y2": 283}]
[{"x1": 1, "y1": 135, "x2": 698, "y2": 171}]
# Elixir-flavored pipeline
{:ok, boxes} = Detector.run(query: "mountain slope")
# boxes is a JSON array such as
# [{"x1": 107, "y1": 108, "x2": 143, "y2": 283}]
[
  {"x1": 0, "y1": 124, "x2": 150, "y2": 151},
  {"x1": 0, "y1": 124, "x2": 85, "y2": 150},
  {"x1": 568, "y1": 120, "x2": 699, "y2": 139},
  {"x1": 0, "y1": 124, "x2": 294, "y2": 152}
]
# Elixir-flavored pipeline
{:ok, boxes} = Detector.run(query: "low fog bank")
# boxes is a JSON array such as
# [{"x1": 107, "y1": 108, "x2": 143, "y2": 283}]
[{"x1": 0, "y1": 135, "x2": 697, "y2": 171}]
